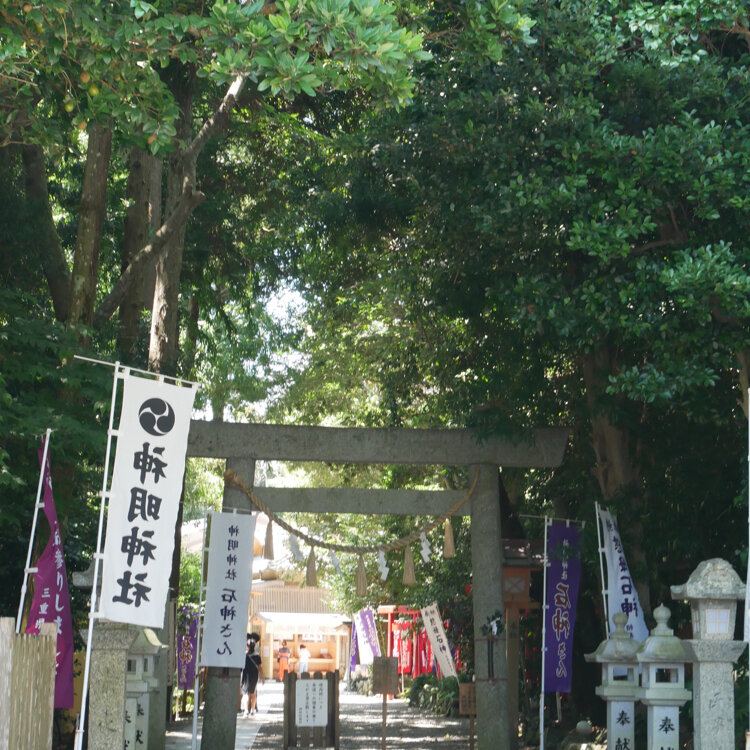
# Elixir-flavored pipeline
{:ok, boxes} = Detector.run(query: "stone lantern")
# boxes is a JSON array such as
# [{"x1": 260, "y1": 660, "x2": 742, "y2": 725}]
[
  {"x1": 670, "y1": 558, "x2": 747, "y2": 750},
  {"x1": 125, "y1": 627, "x2": 167, "y2": 750},
  {"x1": 636, "y1": 604, "x2": 691, "y2": 750},
  {"x1": 585, "y1": 611, "x2": 640, "y2": 750}
]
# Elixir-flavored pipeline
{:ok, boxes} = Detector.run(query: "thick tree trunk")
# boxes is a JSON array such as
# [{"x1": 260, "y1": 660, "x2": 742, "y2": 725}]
[
  {"x1": 580, "y1": 344, "x2": 651, "y2": 614},
  {"x1": 93, "y1": 74, "x2": 245, "y2": 330},
  {"x1": 119, "y1": 148, "x2": 161, "y2": 360},
  {"x1": 148, "y1": 77, "x2": 194, "y2": 375},
  {"x1": 21, "y1": 144, "x2": 72, "y2": 321},
  {"x1": 69, "y1": 123, "x2": 113, "y2": 330}
]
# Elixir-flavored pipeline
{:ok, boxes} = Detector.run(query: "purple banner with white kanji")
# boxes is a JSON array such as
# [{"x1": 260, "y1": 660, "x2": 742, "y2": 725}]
[
  {"x1": 543, "y1": 522, "x2": 582, "y2": 693},
  {"x1": 353, "y1": 609, "x2": 381, "y2": 666},
  {"x1": 176, "y1": 606, "x2": 199, "y2": 689},
  {"x1": 25, "y1": 438, "x2": 75, "y2": 708}
]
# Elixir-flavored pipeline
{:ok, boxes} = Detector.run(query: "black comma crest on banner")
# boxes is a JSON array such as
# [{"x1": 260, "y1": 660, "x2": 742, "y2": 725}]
[{"x1": 138, "y1": 398, "x2": 176, "y2": 436}]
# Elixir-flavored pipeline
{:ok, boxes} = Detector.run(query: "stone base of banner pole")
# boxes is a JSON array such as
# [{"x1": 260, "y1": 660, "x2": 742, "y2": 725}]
[
  {"x1": 202, "y1": 666, "x2": 242, "y2": 748},
  {"x1": 88, "y1": 621, "x2": 138, "y2": 749},
  {"x1": 201, "y1": 457, "x2": 255, "y2": 750}
]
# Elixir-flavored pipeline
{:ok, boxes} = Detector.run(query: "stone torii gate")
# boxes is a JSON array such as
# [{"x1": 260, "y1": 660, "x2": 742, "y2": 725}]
[{"x1": 186, "y1": 421, "x2": 568, "y2": 750}]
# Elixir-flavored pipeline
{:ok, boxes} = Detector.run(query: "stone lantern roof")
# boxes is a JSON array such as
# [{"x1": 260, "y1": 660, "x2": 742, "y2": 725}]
[
  {"x1": 670, "y1": 558, "x2": 744, "y2": 601},
  {"x1": 636, "y1": 604, "x2": 688, "y2": 664},
  {"x1": 586, "y1": 611, "x2": 640, "y2": 664}
]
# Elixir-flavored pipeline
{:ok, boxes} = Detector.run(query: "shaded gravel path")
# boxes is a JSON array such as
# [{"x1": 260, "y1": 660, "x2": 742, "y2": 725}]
[{"x1": 167, "y1": 680, "x2": 476, "y2": 749}]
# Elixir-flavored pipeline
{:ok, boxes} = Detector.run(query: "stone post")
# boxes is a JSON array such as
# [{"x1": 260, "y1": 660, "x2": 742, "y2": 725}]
[
  {"x1": 670, "y1": 558, "x2": 747, "y2": 750},
  {"x1": 470, "y1": 464, "x2": 508, "y2": 750},
  {"x1": 200, "y1": 457, "x2": 255, "y2": 750},
  {"x1": 88, "y1": 621, "x2": 138, "y2": 749},
  {"x1": 636, "y1": 605, "x2": 691, "y2": 750},
  {"x1": 585, "y1": 611, "x2": 640, "y2": 750}
]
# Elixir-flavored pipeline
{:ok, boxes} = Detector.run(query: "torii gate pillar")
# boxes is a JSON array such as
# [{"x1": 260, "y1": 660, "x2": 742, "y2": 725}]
[
  {"x1": 200, "y1": 458, "x2": 255, "y2": 750},
  {"x1": 470, "y1": 464, "x2": 508, "y2": 750}
]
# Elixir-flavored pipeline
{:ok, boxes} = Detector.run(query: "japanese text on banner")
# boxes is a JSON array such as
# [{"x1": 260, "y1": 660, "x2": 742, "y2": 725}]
[
  {"x1": 598, "y1": 507, "x2": 649, "y2": 642},
  {"x1": 24, "y1": 438, "x2": 75, "y2": 709},
  {"x1": 421, "y1": 603, "x2": 457, "y2": 679},
  {"x1": 543, "y1": 522, "x2": 582, "y2": 693},
  {"x1": 353, "y1": 609, "x2": 381, "y2": 666},
  {"x1": 99, "y1": 373, "x2": 196, "y2": 627},
  {"x1": 201, "y1": 510, "x2": 256, "y2": 667}
]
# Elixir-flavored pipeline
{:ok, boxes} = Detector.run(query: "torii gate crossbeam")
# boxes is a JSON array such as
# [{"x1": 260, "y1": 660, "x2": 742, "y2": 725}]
[{"x1": 188, "y1": 422, "x2": 568, "y2": 750}]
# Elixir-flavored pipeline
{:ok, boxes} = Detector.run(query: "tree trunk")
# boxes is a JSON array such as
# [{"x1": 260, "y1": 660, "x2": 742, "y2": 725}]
[
  {"x1": 580, "y1": 344, "x2": 651, "y2": 614},
  {"x1": 143, "y1": 156, "x2": 162, "y2": 310},
  {"x1": 738, "y1": 347, "x2": 750, "y2": 419},
  {"x1": 69, "y1": 123, "x2": 113, "y2": 331},
  {"x1": 118, "y1": 148, "x2": 161, "y2": 361},
  {"x1": 93, "y1": 74, "x2": 245, "y2": 331},
  {"x1": 182, "y1": 295, "x2": 201, "y2": 376},
  {"x1": 21, "y1": 144, "x2": 71, "y2": 322},
  {"x1": 148, "y1": 83, "x2": 194, "y2": 375}
]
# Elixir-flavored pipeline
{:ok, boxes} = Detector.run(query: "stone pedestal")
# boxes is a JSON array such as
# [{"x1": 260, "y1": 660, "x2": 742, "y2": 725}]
[
  {"x1": 671, "y1": 558, "x2": 747, "y2": 750},
  {"x1": 683, "y1": 640, "x2": 745, "y2": 750},
  {"x1": 89, "y1": 621, "x2": 138, "y2": 749},
  {"x1": 202, "y1": 666, "x2": 242, "y2": 749}
]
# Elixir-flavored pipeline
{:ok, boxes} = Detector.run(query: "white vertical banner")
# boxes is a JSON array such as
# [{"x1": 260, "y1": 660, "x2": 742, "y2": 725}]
[
  {"x1": 597, "y1": 506, "x2": 649, "y2": 643},
  {"x1": 200, "y1": 510, "x2": 256, "y2": 667},
  {"x1": 99, "y1": 373, "x2": 196, "y2": 627},
  {"x1": 421, "y1": 602, "x2": 457, "y2": 679}
]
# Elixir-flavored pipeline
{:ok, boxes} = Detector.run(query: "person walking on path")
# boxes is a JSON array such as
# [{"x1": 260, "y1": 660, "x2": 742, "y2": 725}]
[
  {"x1": 241, "y1": 640, "x2": 265, "y2": 717},
  {"x1": 277, "y1": 640, "x2": 291, "y2": 681},
  {"x1": 297, "y1": 644, "x2": 309, "y2": 675}
]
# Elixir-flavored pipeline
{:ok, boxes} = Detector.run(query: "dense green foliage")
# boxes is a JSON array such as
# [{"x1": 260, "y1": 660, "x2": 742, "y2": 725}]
[
  {"x1": 2, "y1": 0, "x2": 750, "y2": 740},
  {"x1": 263, "y1": 0, "x2": 750, "y2": 734},
  {"x1": 0, "y1": 289, "x2": 109, "y2": 628},
  {"x1": 270, "y1": 0, "x2": 750, "y2": 599}
]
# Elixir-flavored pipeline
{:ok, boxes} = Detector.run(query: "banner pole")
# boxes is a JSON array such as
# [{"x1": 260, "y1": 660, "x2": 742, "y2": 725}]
[
  {"x1": 539, "y1": 515, "x2": 550, "y2": 750},
  {"x1": 74, "y1": 362, "x2": 122, "y2": 750},
  {"x1": 594, "y1": 502, "x2": 610, "y2": 637},
  {"x1": 16, "y1": 428, "x2": 52, "y2": 634},
  {"x1": 73, "y1": 353, "x2": 201, "y2": 387},
  {"x1": 192, "y1": 513, "x2": 210, "y2": 750}
]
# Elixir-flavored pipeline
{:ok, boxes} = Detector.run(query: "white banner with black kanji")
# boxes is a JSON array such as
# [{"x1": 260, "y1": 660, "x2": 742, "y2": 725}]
[
  {"x1": 200, "y1": 510, "x2": 256, "y2": 667},
  {"x1": 421, "y1": 603, "x2": 457, "y2": 679},
  {"x1": 99, "y1": 373, "x2": 196, "y2": 627},
  {"x1": 598, "y1": 506, "x2": 649, "y2": 642}
]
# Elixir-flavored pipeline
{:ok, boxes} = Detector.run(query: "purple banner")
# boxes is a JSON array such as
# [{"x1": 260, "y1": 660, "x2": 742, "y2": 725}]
[
  {"x1": 353, "y1": 608, "x2": 381, "y2": 666},
  {"x1": 25, "y1": 439, "x2": 75, "y2": 709},
  {"x1": 349, "y1": 625, "x2": 358, "y2": 672},
  {"x1": 543, "y1": 522, "x2": 582, "y2": 693},
  {"x1": 177, "y1": 606, "x2": 199, "y2": 689}
]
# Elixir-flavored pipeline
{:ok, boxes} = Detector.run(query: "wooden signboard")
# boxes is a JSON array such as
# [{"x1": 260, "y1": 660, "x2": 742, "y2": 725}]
[
  {"x1": 372, "y1": 657, "x2": 399, "y2": 696},
  {"x1": 459, "y1": 683, "x2": 476, "y2": 716},
  {"x1": 283, "y1": 672, "x2": 340, "y2": 749},
  {"x1": 459, "y1": 683, "x2": 477, "y2": 750}
]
